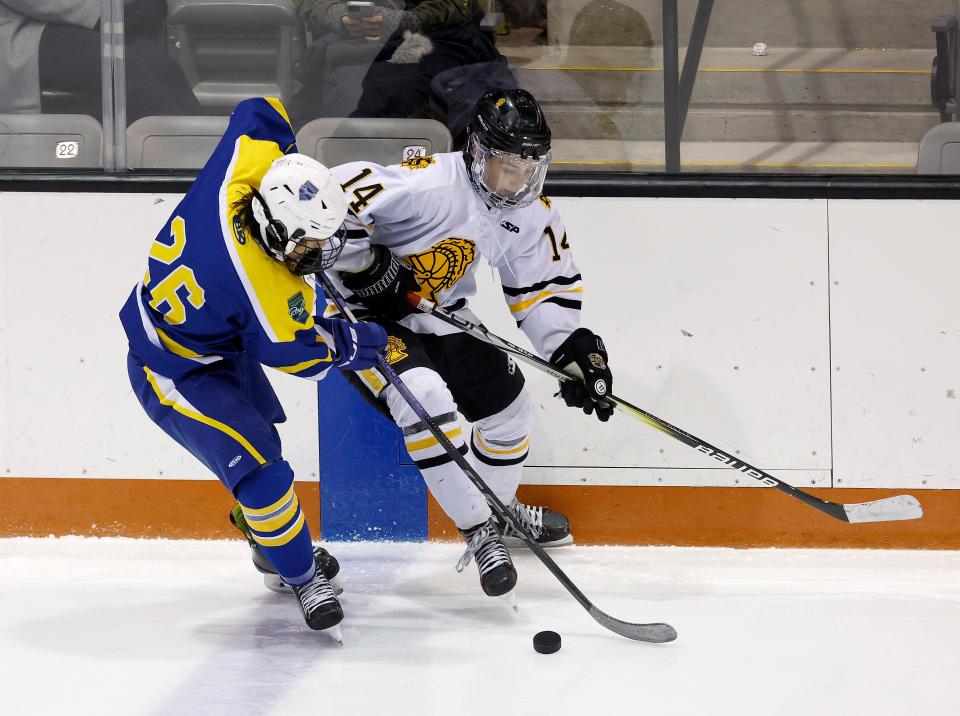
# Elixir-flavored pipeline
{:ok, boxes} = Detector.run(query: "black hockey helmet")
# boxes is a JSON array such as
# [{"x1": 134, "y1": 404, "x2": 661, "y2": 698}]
[
  {"x1": 466, "y1": 88, "x2": 552, "y2": 210},
  {"x1": 468, "y1": 88, "x2": 552, "y2": 160}
]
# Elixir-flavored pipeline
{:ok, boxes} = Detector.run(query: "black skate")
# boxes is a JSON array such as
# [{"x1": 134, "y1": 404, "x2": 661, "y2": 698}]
[
  {"x1": 457, "y1": 517, "x2": 518, "y2": 601},
  {"x1": 495, "y1": 498, "x2": 573, "y2": 548},
  {"x1": 292, "y1": 569, "x2": 344, "y2": 638},
  {"x1": 230, "y1": 504, "x2": 342, "y2": 595}
]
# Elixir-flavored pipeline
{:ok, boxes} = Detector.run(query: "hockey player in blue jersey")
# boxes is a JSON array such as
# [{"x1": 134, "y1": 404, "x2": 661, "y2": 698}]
[{"x1": 119, "y1": 97, "x2": 387, "y2": 637}]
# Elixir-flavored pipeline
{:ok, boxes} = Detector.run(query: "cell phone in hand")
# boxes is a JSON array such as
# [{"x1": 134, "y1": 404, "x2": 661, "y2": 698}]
[{"x1": 346, "y1": 1, "x2": 378, "y2": 19}]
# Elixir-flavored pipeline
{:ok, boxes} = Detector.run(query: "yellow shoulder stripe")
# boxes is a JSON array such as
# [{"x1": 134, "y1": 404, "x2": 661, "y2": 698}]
[
  {"x1": 226, "y1": 135, "x2": 317, "y2": 342},
  {"x1": 265, "y1": 97, "x2": 293, "y2": 128}
]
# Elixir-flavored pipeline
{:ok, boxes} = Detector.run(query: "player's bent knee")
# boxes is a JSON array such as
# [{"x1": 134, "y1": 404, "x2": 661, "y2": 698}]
[
  {"x1": 474, "y1": 389, "x2": 534, "y2": 441},
  {"x1": 382, "y1": 366, "x2": 457, "y2": 428},
  {"x1": 471, "y1": 390, "x2": 533, "y2": 467},
  {"x1": 383, "y1": 368, "x2": 468, "y2": 468}
]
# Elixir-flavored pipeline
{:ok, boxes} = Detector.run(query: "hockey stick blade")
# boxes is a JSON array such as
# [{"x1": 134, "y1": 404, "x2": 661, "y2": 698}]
[
  {"x1": 409, "y1": 295, "x2": 925, "y2": 525},
  {"x1": 843, "y1": 494, "x2": 923, "y2": 523},
  {"x1": 588, "y1": 607, "x2": 677, "y2": 643},
  {"x1": 325, "y1": 277, "x2": 677, "y2": 643}
]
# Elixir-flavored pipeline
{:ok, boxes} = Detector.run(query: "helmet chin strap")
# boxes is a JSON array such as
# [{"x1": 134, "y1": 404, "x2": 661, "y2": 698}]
[
  {"x1": 249, "y1": 189, "x2": 287, "y2": 261},
  {"x1": 248, "y1": 188, "x2": 348, "y2": 275}
]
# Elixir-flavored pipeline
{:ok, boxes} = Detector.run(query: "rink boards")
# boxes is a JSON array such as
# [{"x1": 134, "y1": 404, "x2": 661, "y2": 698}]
[{"x1": 0, "y1": 192, "x2": 958, "y2": 544}]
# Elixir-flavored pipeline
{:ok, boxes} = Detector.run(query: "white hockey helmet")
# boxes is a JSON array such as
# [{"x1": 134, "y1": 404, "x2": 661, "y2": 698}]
[{"x1": 250, "y1": 154, "x2": 349, "y2": 275}]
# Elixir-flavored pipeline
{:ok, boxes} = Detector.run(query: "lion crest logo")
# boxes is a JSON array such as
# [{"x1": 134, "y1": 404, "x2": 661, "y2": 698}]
[
  {"x1": 405, "y1": 238, "x2": 477, "y2": 303},
  {"x1": 384, "y1": 336, "x2": 409, "y2": 365},
  {"x1": 400, "y1": 155, "x2": 436, "y2": 171}
]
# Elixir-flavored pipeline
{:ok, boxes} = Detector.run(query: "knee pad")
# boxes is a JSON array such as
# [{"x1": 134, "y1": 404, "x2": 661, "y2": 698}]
[
  {"x1": 382, "y1": 367, "x2": 458, "y2": 429},
  {"x1": 474, "y1": 389, "x2": 534, "y2": 441},
  {"x1": 384, "y1": 367, "x2": 467, "y2": 468},
  {"x1": 472, "y1": 390, "x2": 534, "y2": 466}
]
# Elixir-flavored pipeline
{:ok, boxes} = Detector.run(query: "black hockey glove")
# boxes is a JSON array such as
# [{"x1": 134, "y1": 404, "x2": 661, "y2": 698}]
[
  {"x1": 341, "y1": 244, "x2": 421, "y2": 320},
  {"x1": 549, "y1": 327, "x2": 614, "y2": 422}
]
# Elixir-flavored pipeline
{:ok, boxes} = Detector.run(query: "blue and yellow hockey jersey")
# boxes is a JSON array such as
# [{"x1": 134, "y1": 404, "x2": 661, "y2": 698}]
[{"x1": 119, "y1": 98, "x2": 338, "y2": 382}]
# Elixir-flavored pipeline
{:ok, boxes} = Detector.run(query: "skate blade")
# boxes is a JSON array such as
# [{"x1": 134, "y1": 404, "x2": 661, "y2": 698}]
[
  {"x1": 263, "y1": 573, "x2": 344, "y2": 597},
  {"x1": 263, "y1": 573, "x2": 292, "y2": 594},
  {"x1": 503, "y1": 533, "x2": 574, "y2": 549},
  {"x1": 326, "y1": 625, "x2": 344, "y2": 645},
  {"x1": 498, "y1": 589, "x2": 518, "y2": 612}
]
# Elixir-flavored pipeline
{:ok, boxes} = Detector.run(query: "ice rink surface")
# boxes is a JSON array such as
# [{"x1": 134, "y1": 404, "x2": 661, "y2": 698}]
[{"x1": 2, "y1": 538, "x2": 958, "y2": 716}]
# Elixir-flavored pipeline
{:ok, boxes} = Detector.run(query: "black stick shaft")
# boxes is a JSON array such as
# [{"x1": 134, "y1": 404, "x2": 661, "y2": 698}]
[
  {"x1": 408, "y1": 295, "x2": 921, "y2": 524},
  {"x1": 318, "y1": 274, "x2": 676, "y2": 643}
]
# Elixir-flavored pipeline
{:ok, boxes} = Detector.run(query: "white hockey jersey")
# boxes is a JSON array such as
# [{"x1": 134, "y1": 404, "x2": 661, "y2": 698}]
[{"x1": 327, "y1": 152, "x2": 582, "y2": 359}]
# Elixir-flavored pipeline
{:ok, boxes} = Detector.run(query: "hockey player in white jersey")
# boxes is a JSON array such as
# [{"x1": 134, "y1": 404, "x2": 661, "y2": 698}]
[{"x1": 328, "y1": 89, "x2": 615, "y2": 599}]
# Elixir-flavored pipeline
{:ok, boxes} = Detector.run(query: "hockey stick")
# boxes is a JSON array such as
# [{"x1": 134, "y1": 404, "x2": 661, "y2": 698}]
[
  {"x1": 317, "y1": 272, "x2": 677, "y2": 644},
  {"x1": 407, "y1": 294, "x2": 924, "y2": 525}
]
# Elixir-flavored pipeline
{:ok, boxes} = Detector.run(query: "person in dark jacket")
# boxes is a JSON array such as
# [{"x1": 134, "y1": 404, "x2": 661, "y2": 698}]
[{"x1": 291, "y1": 0, "x2": 515, "y2": 141}]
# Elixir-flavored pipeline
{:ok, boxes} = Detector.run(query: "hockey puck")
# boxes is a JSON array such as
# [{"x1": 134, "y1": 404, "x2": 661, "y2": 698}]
[{"x1": 533, "y1": 630, "x2": 561, "y2": 654}]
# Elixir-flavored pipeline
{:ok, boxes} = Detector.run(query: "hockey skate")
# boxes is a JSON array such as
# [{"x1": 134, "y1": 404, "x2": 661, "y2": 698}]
[
  {"x1": 292, "y1": 568, "x2": 344, "y2": 639},
  {"x1": 229, "y1": 504, "x2": 343, "y2": 595},
  {"x1": 457, "y1": 517, "x2": 518, "y2": 606},
  {"x1": 494, "y1": 498, "x2": 573, "y2": 548}
]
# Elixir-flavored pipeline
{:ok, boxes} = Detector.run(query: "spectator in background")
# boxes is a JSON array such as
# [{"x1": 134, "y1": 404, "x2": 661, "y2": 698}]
[
  {"x1": 289, "y1": 0, "x2": 388, "y2": 125},
  {"x1": 496, "y1": 0, "x2": 548, "y2": 40},
  {"x1": 292, "y1": 0, "x2": 516, "y2": 143},
  {"x1": 0, "y1": 0, "x2": 200, "y2": 121}
]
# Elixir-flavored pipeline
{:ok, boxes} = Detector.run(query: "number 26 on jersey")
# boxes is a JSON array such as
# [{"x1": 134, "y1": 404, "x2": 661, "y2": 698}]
[{"x1": 146, "y1": 216, "x2": 206, "y2": 325}]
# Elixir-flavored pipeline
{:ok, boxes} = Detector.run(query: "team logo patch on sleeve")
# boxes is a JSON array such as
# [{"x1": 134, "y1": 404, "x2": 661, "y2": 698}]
[
  {"x1": 385, "y1": 336, "x2": 409, "y2": 364},
  {"x1": 405, "y1": 238, "x2": 476, "y2": 303},
  {"x1": 538, "y1": 195, "x2": 552, "y2": 210},
  {"x1": 287, "y1": 292, "x2": 310, "y2": 324},
  {"x1": 400, "y1": 155, "x2": 436, "y2": 171},
  {"x1": 231, "y1": 213, "x2": 247, "y2": 245},
  {"x1": 299, "y1": 180, "x2": 319, "y2": 201}
]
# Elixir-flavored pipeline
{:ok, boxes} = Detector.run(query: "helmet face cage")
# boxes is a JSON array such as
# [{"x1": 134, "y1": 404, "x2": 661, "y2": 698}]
[
  {"x1": 465, "y1": 89, "x2": 552, "y2": 211},
  {"x1": 469, "y1": 134, "x2": 550, "y2": 210},
  {"x1": 252, "y1": 190, "x2": 347, "y2": 275},
  {"x1": 282, "y1": 225, "x2": 347, "y2": 275}
]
